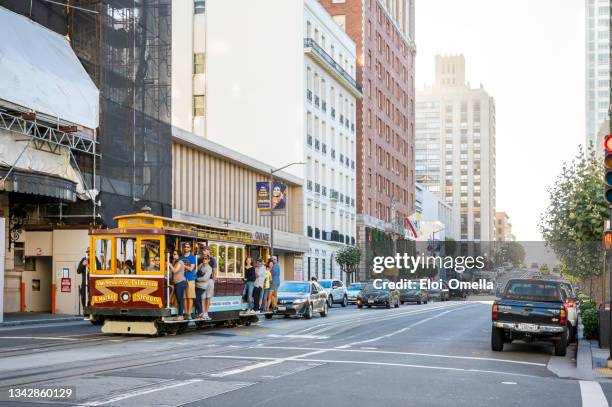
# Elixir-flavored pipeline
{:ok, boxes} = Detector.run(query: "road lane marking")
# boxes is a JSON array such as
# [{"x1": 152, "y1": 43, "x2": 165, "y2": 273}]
[
  {"x1": 209, "y1": 350, "x2": 326, "y2": 377},
  {"x1": 0, "y1": 336, "x2": 82, "y2": 341},
  {"x1": 267, "y1": 334, "x2": 329, "y2": 340},
  {"x1": 300, "y1": 303, "x2": 461, "y2": 335},
  {"x1": 81, "y1": 379, "x2": 203, "y2": 406},
  {"x1": 256, "y1": 346, "x2": 547, "y2": 367},
  {"x1": 198, "y1": 354, "x2": 539, "y2": 378},
  {"x1": 338, "y1": 306, "x2": 471, "y2": 348},
  {"x1": 579, "y1": 381, "x2": 609, "y2": 407}
]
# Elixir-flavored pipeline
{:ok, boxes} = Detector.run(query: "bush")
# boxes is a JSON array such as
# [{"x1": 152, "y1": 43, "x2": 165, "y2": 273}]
[{"x1": 582, "y1": 307, "x2": 598, "y2": 340}]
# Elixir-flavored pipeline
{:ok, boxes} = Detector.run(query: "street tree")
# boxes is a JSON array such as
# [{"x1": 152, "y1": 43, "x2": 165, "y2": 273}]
[
  {"x1": 336, "y1": 245, "x2": 362, "y2": 278},
  {"x1": 539, "y1": 145, "x2": 607, "y2": 283}
]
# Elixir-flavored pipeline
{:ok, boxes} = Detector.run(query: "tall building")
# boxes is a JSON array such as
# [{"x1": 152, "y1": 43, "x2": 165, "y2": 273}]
[
  {"x1": 318, "y1": 0, "x2": 417, "y2": 280},
  {"x1": 495, "y1": 212, "x2": 516, "y2": 242},
  {"x1": 416, "y1": 55, "x2": 496, "y2": 242},
  {"x1": 172, "y1": 0, "x2": 361, "y2": 282},
  {"x1": 585, "y1": 0, "x2": 610, "y2": 147}
]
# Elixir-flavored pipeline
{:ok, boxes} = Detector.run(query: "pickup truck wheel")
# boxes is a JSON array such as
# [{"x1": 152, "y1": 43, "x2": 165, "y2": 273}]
[
  {"x1": 358, "y1": 304, "x2": 363, "y2": 309},
  {"x1": 328, "y1": 296, "x2": 333, "y2": 307},
  {"x1": 491, "y1": 328, "x2": 504, "y2": 351},
  {"x1": 554, "y1": 332, "x2": 568, "y2": 356},
  {"x1": 341, "y1": 296, "x2": 347, "y2": 307}
]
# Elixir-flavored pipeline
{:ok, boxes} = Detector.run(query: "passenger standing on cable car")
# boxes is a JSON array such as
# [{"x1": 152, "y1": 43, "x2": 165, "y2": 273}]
[
  {"x1": 263, "y1": 259, "x2": 273, "y2": 312},
  {"x1": 253, "y1": 257, "x2": 267, "y2": 311},
  {"x1": 170, "y1": 251, "x2": 188, "y2": 320},
  {"x1": 243, "y1": 257, "x2": 256, "y2": 311},
  {"x1": 180, "y1": 243, "x2": 197, "y2": 319}
]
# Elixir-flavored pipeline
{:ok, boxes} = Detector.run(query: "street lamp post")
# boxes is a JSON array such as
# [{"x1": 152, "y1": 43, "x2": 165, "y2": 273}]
[{"x1": 268, "y1": 162, "x2": 304, "y2": 258}]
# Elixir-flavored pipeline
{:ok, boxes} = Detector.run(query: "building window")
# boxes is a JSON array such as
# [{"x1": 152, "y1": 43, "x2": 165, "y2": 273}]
[
  {"x1": 333, "y1": 15, "x2": 346, "y2": 31},
  {"x1": 194, "y1": 95, "x2": 205, "y2": 116},
  {"x1": 194, "y1": 0, "x2": 205, "y2": 14},
  {"x1": 194, "y1": 53, "x2": 205, "y2": 74}
]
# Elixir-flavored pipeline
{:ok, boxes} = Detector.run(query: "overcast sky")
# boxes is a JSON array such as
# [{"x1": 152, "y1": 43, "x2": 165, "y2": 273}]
[{"x1": 415, "y1": 0, "x2": 585, "y2": 241}]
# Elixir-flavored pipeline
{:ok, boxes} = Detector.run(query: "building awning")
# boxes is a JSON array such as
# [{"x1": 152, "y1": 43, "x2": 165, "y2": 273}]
[
  {"x1": 0, "y1": 6, "x2": 99, "y2": 130},
  {"x1": 0, "y1": 167, "x2": 77, "y2": 202}
]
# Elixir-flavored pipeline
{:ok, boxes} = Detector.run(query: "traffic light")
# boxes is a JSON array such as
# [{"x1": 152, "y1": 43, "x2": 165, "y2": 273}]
[
  {"x1": 605, "y1": 135, "x2": 612, "y2": 203},
  {"x1": 604, "y1": 230, "x2": 612, "y2": 251}
]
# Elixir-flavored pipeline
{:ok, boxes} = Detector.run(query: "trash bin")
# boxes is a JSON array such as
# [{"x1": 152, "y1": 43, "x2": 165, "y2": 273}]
[{"x1": 598, "y1": 302, "x2": 611, "y2": 349}]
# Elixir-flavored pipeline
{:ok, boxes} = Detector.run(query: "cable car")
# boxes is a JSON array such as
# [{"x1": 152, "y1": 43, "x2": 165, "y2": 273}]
[{"x1": 85, "y1": 212, "x2": 266, "y2": 335}]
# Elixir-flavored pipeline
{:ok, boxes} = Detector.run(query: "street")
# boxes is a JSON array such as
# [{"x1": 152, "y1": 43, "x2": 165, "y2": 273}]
[{"x1": 0, "y1": 297, "x2": 609, "y2": 407}]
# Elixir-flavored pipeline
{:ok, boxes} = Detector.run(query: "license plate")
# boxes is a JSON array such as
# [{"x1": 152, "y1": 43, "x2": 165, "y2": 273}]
[
  {"x1": 518, "y1": 323, "x2": 538, "y2": 331},
  {"x1": 368, "y1": 299, "x2": 374, "y2": 304},
  {"x1": 277, "y1": 306, "x2": 286, "y2": 311}
]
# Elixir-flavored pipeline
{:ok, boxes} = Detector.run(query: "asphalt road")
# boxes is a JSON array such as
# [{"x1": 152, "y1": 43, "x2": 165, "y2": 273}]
[{"x1": 0, "y1": 298, "x2": 609, "y2": 407}]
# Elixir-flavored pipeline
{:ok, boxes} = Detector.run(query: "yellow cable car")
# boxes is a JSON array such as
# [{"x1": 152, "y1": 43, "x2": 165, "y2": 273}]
[{"x1": 85, "y1": 212, "x2": 268, "y2": 335}]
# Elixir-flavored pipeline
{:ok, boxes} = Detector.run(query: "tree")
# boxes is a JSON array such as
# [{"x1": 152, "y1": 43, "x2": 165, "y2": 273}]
[
  {"x1": 539, "y1": 145, "x2": 607, "y2": 281},
  {"x1": 493, "y1": 242, "x2": 526, "y2": 267},
  {"x1": 336, "y1": 245, "x2": 362, "y2": 276}
]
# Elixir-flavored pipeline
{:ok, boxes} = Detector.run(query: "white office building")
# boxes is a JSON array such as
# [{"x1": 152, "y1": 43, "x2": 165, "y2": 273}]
[
  {"x1": 171, "y1": 0, "x2": 361, "y2": 282},
  {"x1": 585, "y1": 0, "x2": 610, "y2": 147},
  {"x1": 415, "y1": 184, "x2": 458, "y2": 242},
  {"x1": 416, "y1": 55, "x2": 496, "y2": 242}
]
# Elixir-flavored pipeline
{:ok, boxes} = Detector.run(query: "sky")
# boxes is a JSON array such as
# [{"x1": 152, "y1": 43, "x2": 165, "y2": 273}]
[{"x1": 415, "y1": 0, "x2": 585, "y2": 241}]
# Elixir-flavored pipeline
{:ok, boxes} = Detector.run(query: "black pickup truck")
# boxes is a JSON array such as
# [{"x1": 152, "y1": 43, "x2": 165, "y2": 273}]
[{"x1": 491, "y1": 278, "x2": 569, "y2": 356}]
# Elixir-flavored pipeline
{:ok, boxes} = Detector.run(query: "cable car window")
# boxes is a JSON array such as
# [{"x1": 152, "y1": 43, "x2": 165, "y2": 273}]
[
  {"x1": 117, "y1": 238, "x2": 136, "y2": 275},
  {"x1": 95, "y1": 239, "x2": 113, "y2": 272},
  {"x1": 141, "y1": 239, "x2": 161, "y2": 273},
  {"x1": 236, "y1": 247, "x2": 243, "y2": 276},
  {"x1": 218, "y1": 245, "x2": 226, "y2": 275},
  {"x1": 228, "y1": 246, "x2": 235, "y2": 274}
]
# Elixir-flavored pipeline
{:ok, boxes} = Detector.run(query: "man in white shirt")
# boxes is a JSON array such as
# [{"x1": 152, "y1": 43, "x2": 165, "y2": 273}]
[{"x1": 254, "y1": 257, "x2": 267, "y2": 312}]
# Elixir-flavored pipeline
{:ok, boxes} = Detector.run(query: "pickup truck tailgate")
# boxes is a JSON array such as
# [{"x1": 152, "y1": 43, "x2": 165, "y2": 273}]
[{"x1": 496, "y1": 299, "x2": 563, "y2": 324}]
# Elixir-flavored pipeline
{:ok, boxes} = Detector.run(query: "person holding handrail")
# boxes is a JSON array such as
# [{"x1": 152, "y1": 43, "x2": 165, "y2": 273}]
[{"x1": 170, "y1": 250, "x2": 188, "y2": 320}]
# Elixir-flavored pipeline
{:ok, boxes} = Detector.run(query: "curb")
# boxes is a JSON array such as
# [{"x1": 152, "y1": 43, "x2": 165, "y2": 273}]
[{"x1": 0, "y1": 316, "x2": 85, "y2": 328}]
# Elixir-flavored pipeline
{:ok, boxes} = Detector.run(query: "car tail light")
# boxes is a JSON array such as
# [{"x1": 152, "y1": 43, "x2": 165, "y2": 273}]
[
  {"x1": 564, "y1": 299, "x2": 575, "y2": 308},
  {"x1": 559, "y1": 308, "x2": 567, "y2": 325},
  {"x1": 492, "y1": 303, "x2": 498, "y2": 320}
]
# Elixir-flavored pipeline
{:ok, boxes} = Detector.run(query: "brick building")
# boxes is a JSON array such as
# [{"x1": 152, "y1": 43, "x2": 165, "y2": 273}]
[{"x1": 319, "y1": 0, "x2": 416, "y2": 280}]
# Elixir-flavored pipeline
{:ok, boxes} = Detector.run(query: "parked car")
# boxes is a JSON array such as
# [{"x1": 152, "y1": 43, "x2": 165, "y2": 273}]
[
  {"x1": 502, "y1": 262, "x2": 514, "y2": 271},
  {"x1": 346, "y1": 282, "x2": 365, "y2": 304},
  {"x1": 495, "y1": 267, "x2": 505, "y2": 274},
  {"x1": 356, "y1": 280, "x2": 400, "y2": 309},
  {"x1": 531, "y1": 262, "x2": 539, "y2": 269},
  {"x1": 491, "y1": 278, "x2": 570, "y2": 356},
  {"x1": 318, "y1": 279, "x2": 348, "y2": 307},
  {"x1": 427, "y1": 280, "x2": 450, "y2": 301},
  {"x1": 559, "y1": 281, "x2": 578, "y2": 342},
  {"x1": 399, "y1": 285, "x2": 428, "y2": 304},
  {"x1": 273, "y1": 281, "x2": 328, "y2": 319}
]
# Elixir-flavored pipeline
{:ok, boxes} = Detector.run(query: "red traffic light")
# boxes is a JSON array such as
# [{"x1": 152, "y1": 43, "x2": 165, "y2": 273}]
[
  {"x1": 605, "y1": 230, "x2": 612, "y2": 251},
  {"x1": 605, "y1": 135, "x2": 612, "y2": 152}
]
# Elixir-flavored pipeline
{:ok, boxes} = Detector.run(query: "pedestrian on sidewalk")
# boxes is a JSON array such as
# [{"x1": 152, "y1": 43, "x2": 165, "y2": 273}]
[
  {"x1": 243, "y1": 257, "x2": 256, "y2": 311},
  {"x1": 76, "y1": 249, "x2": 89, "y2": 312},
  {"x1": 253, "y1": 257, "x2": 267, "y2": 311},
  {"x1": 170, "y1": 250, "x2": 188, "y2": 320}
]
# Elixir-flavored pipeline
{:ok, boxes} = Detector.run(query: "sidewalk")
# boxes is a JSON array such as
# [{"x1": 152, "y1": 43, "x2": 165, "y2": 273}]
[
  {"x1": 0, "y1": 312, "x2": 84, "y2": 328},
  {"x1": 576, "y1": 324, "x2": 612, "y2": 380}
]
